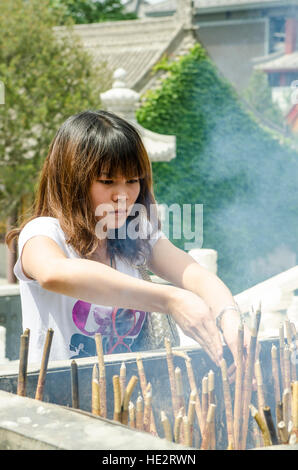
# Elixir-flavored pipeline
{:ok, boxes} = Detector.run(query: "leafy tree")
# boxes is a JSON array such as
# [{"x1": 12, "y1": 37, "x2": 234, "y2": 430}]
[
  {"x1": 48, "y1": 0, "x2": 137, "y2": 25},
  {"x1": 0, "y1": 0, "x2": 112, "y2": 279}
]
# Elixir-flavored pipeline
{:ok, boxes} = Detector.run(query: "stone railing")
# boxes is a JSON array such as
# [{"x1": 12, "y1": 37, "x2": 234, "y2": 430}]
[
  {"x1": 235, "y1": 265, "x2": 298, "y2": 337},
  {"x1": 177, "y1": 265, "x2": 298, "y2": 346}
]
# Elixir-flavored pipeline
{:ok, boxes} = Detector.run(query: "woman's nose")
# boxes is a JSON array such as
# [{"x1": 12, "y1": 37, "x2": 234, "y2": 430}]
[{"x1": 112, "y1": 191, "x2": 128, "y2": 203}]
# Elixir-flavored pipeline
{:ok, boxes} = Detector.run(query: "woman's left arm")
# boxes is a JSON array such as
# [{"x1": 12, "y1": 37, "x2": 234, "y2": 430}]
[
  {"x1": 147, "y1": 237, "x2": 248, "y2": 362},
  {"x1": 148, "y1": 237, "x2": 236, "y2": 317}
]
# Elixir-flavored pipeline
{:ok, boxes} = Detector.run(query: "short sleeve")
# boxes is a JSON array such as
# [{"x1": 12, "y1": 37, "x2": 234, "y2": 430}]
[{"x1": 14, "y1": 217, "x2": 63, "y2": 282}]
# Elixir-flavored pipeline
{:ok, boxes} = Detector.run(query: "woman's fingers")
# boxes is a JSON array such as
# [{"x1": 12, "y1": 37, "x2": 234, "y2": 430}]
[
  {"x1": 187, "y1": 317, "x2": 223, "y2": 367},
  {"x1": 184, "y1": 327, "x2": 218, "y2": 365},
  {"x1": 169, "y1": 291, "x2": 224, "y2": 366},
  {"x1": 203, "y1": 316, "x2": 224, "y2": 364}
]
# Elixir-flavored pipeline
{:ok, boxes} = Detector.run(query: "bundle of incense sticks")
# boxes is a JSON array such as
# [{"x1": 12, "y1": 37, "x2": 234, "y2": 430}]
[
  {"x1": 17, "y1": 329, "x2": 30, "y2": 397},
  {"x1": 14, "y1": 319, "x2": 298, "y2": 450},
  {"x1": 159, "y1": 311, "x2": 298, "y2": 449},
  {"x1": 95, "y1": 333, "x2": 107, "y2": 418},
  {"x1": 243, "y1": 315, "x2": 298, "y2": 449},
  {"x1": 16, "y1": 328, "x2": 54, "y2": 402}
]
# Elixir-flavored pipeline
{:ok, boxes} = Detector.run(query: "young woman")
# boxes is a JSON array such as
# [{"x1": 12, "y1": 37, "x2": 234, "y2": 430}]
[{"x1": 6, "y1": 110, "x2": 249, "y2": 365}]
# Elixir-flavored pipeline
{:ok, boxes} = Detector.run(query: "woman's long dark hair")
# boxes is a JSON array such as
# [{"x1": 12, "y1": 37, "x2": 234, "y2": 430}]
[{"x1": 6, "y1": 110, "x2": 161, "y2": 265}]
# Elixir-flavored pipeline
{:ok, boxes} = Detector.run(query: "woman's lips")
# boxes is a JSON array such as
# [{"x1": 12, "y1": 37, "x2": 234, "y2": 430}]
[{"x1": 110, "y1": 210, "x2": 127, "y2": 215}]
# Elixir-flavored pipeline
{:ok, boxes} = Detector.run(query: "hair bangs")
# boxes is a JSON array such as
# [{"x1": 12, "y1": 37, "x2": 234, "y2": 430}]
[
  {"x1": 95, "y1": 125, "x2": 149, "y2": 181},
  {"x1": 6, "y1": 109, "x2": 160, "y2": 263}
]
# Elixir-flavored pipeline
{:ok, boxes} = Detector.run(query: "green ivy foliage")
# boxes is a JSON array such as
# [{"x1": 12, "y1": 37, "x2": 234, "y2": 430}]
[{"x1": 137, "y1": 44, "x2": 298, "y2": 294}]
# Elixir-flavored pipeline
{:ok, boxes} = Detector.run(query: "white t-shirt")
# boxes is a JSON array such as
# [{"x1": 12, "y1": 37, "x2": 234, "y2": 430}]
[{"x1": 14, "y1": 216, "x2": 164, "y2": 363}]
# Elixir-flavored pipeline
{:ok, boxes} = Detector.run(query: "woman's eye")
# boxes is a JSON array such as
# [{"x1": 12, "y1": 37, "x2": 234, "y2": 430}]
[
  {"x1": 97, "y1": 179, "x2": 139, "y2": 185},
  {"x1": 98, "y1": 180, "x2": 113, "y2": 185},
  {"x1": 128, "y1": 179, "x2": 139, "y2": 184}
]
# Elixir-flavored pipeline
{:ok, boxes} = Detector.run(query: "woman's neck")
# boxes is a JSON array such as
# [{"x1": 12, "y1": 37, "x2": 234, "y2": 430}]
[{"x1": 90, "y1": 241, "x2": 113, "y2": 268}]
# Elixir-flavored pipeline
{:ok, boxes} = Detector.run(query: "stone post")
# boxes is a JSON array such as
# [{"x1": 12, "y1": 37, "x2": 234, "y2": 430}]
[
  {"x1": 188, "y1": 248, "x2": 218, "y2": 274},
  {"x1": 100, "y1": 68, "x2": 176, "y2": 163},
  {"x1": 100, "y1": 68, "x2": 140, "y2": 123}
]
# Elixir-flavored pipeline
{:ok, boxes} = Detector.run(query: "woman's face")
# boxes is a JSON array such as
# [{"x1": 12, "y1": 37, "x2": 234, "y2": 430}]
[{"x1": 89, "y1": 171, "x2": 141, "y2": 230}]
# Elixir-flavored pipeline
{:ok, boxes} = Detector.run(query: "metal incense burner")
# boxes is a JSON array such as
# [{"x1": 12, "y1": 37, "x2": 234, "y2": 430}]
[{"x1": 0, "y1": 315, "x2": 297, "y2": 450}]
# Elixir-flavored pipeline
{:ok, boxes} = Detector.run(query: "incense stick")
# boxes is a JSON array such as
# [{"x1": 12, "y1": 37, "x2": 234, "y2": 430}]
[
  {"x1": 175, "y1": 367, "x2": 185, "y2": 414},
  {"x1": 71, "y1": 360, "x2": 79, "y2": 409},
  {"x1": 35, "y1": 328, "x2": 54, "y2": 401},
  {"x1": 174, "y1": 408, "x2": 183, "y2": 443},
  {"x1": 136, "y1": 353, "x2": 157, "y2": 435},
  {"x1": 289, "y1": 433, "x2": 297, "y2": 445},
  {"x1": 94, "y1": 333, "x2": 106, "y2": 418},
  {"x1": 233, "y1": 323, "x2": 244, "y2": 450},
  {"x1": 251, "y1": 421, "x2": 262, "y2": 448},
  {"x1": 291, "y1": 348, "x2": 297, "y2": 382},
  {"x1": 174, "y1": 367, "x2": 185, "y2": 444},
  {"x1": 271, "y1": 345, "x2": 281, "y2": 407},
  {"x1": 136, "y1": 354, "x2": 147, "y2": 397},
  {"x1": 208, "y1": 370, "x2": 216, "y2": 450},
  {"x1": 187, "y1": 390, "x2": 196, "y2": 447},
  {"x1": 240, "y1": 314, "x2": 258, "y2": 449},
  {"x1": 201, "y1": 376, "x2": 208, "y2": 432},
  {"x1": 23, "y1": 328, "x2": 30, "y2": 340},
  {"x1": 208, "y1": 370, "x2": 215, "y2": 405},
  {"x1": 161, "y1": 411, "x2": 173, "y2": 442},
  {"x1": 91, "y1": 363, "x2": 100, "y2": 416},
  {"x1": 284, "y1": 321, "x2": 296, "y2": 384},
  {"x1": 249, "y1": 404, "x2": 271, "y2": 447},
  {"x1": 284, "y1": 345, "x2": 291, "y2": 391},
  {"x1": 121, "y1": 375, "x2": 138, "y2": 425},
  {"x1": 183, "y1": 416, "x2": 192, "y2": 447},
  {"x1": 128, "y1": 401, "x2": 135, "y2": 428},
  {"x1": 263, "y1": 406, "x2": 278, "y2": 445},
  {"x1": 185, "y1": 358, "x2": 203, "y2": 434},
  {"x1": 255, "y1": 303, "x2": 262, "y2": 335},
  {"x1": 277, "y1": 421, "x2": 289, "y2": 444},
  {"x1": 255, "y1": 360, "x2": 265, "y2": 417},
  {"x1": 200, "y1": 403, "x2": 216, "y2": 450},
  {"x1": 292, "y1": 381, "x2": 298, "y2": 439},
  {"x1": 17, "y1": 333, "x2": 29, "y2": 397},
  {"x1": 279, "y1": 324, "x2": 285, "y2": 391},
  {"x1": 164, "y1": 337, "x2": 178, "y2": 417},
  {"x1": 276, "y1": 401, "x2": 283, "y2": 427},
  {"x1": 120, "y1": 362, "x2": 126, "y2": 404},
  {"x1": 220, "y1": 359, "x2": 234, "y2": 449},
  {"x1": 143, "y1": 387, "x2": 152, "y2": 433},
  {"x1": 285, "y1": 319, "x2": 293, "y2": 347},
  {"x1": 112, "y1": 375, "x2": 122, "y2": 422},
  {"x1": 136, "y1": 395, "x2": 144, "y2": 431},
  {"x1": 291, "y1": 322, "x2": 298, "y2": 349},
  {"x1": 282, "y1": 388, "x2": 291, "y2": 429}
]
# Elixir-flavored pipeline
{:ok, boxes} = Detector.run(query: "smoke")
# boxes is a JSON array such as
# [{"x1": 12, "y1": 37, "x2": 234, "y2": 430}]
[{"x1": 195, "y1": 103, "x2": 298, "y2": 293}]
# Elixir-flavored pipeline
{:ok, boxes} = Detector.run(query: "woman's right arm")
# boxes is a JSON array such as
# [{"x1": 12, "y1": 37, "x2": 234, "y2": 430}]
[
  {"x1": 22, "y1": 235, "x2": 223, "y2": 365},
  {"x1": 22, "y1": 235, "x2": 176, "y2": 314}
]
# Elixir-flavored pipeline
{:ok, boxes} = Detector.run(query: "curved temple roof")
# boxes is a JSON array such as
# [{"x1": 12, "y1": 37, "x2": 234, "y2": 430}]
[{"x1": 57, "y1": 17, "x2": 184, "y2": 92}]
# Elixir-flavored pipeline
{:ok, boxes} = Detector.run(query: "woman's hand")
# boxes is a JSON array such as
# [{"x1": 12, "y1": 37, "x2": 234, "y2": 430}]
[
  {"x1": 167, "y1": 288, "x2": 224, "y2": 367},
  {"x1": 219, "y1": 308, "x2": 253, "y2": 383},
  {"x1": 220, "y1": 309, "x2": 251, "y2": 365}
]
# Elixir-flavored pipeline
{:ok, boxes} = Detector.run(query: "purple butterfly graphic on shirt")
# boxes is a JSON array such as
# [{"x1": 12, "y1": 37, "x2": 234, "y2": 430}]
[{"x1": 70, "y1": 300, "x2": 146, "y2": 356}]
